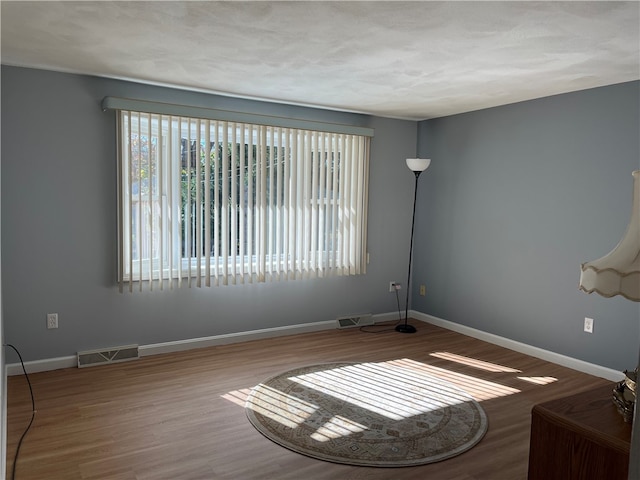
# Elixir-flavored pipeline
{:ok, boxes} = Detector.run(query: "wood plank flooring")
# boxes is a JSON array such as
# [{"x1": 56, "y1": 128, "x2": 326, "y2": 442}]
[{"x1": 6, "y1": 321, "x2": 614, "y2": 480}]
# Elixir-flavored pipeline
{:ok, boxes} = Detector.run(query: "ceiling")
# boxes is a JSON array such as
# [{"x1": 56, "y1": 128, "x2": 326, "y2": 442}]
[{"x1": 1, "y1": 1, "x2": 639, "y2": 120}]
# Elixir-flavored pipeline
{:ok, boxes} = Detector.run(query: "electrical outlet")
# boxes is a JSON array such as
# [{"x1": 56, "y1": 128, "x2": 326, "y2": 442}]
[
  {"x1": 389, "y1": 281, "x2": 396, "y2": 292},
  {"x1": 419, "y1": 284, "x2": 426, "y2": 296},
  {"x1": 584, "y1": 317, "x2": 594, "y2": 333},
  {"x1": 47, "y1": 313, "x2": 58, "y2": 329}
]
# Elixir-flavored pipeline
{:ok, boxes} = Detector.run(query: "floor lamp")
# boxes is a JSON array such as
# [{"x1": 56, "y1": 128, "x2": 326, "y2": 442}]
[
  {"x1": 396, "y1": 158, "x2": 431, "y2": 333},
  {"x1": 578, "y1": 170, "x2": 640, "y2": 480}
]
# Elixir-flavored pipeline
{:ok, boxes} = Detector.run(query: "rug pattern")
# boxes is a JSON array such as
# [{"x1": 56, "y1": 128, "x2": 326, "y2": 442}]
[{"x1": 245, "y1": 360, "x2": 488, "y2": 467}]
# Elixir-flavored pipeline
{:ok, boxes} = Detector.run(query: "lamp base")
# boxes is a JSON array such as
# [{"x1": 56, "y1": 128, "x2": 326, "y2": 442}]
[{"x1": 395, "y1": 324, "x2": 417, "y2": 334}]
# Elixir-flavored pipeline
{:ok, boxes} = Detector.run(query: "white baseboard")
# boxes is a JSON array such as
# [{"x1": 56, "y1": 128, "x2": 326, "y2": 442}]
[
  {"x1": 6, "y1": 355, "x2": 76, "y2": 376},
  {"x1": 6, "y1": 313, "x2": 397, "y2": 375},
  {"x1": 411, "y1": 310, "x2": 624, "y2": 382},
  {"x1": 140, "y1": 319, "x2": 335, "y2": 356},
  {"x1": 6, "y1": 311, "x2": 623, "y2": 382},
  {"x1": 141, "y1": 312, "x2": 400, "y2": 356}
]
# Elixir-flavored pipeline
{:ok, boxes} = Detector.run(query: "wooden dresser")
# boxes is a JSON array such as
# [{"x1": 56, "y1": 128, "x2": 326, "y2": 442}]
[{"x1": 528, "y1": 384, "x2": 632, "y2": 480}]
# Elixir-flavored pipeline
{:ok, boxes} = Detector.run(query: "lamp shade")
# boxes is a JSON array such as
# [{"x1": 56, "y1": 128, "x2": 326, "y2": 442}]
[
  {"x1": 406, "y1": 158, "x2": 431, "y2": 172},
  {"x1": 579, "y1": 170, "x2": 640, "y2": 302}
]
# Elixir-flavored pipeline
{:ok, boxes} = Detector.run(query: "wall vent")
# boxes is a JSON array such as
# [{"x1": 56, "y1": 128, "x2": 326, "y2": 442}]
[
  {"x1": 336, "y1": 313, "x2": 374, "y2": 329},
  {"x1": 77, "y1": 344, "x2": 139, "y2": 368}
]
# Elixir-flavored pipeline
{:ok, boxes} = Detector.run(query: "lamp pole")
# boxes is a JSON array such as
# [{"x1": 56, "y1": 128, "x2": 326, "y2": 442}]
[{"x1": 396, "y1": 170, "x2": 423, "y2": 333}]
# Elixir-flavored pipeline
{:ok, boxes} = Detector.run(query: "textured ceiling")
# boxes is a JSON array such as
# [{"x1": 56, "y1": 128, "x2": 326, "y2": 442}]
[{"x1": 1, "y1": 1, "x2": 639, "y2": 120}]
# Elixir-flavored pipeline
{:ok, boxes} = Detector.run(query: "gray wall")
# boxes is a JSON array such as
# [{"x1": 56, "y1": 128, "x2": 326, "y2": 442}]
[
  {"x1": 1, "y1": 127, "x2": 5, "y2": 478},
  {"x1": 1, "y1": 66, "x2": 418, "y2": 362},
  {"x1": 3, "y1": 65, "x2": 638, "y2": 374},
  {"x1": 413, "y1": 81, "x2": 640, "y2": 371}
]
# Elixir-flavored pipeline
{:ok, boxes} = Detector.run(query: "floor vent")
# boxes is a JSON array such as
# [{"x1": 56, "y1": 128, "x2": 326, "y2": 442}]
[
  {"x1": 77, "y1": 344, "x2": 139, "y2": 368},
  {"x1": 336, "y1": 313, "x2": 374, "y2": 329}
]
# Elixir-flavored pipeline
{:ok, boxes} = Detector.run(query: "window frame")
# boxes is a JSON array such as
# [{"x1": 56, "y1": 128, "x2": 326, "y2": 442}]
[{"x1": 109, "y1": 98, "x2": 373, "y2": 291}]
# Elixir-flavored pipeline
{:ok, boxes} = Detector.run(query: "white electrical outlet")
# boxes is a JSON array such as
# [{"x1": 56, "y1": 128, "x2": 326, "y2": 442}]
[
  {"x1": 584, "y1": 317, "x2": 594, "y2": 333},
  {"x1": 47, "y1": 313, "x2": 59, "y2": 329},
  {"x1": 389, "y1": 281, "x2": 396, "y2": 292}
]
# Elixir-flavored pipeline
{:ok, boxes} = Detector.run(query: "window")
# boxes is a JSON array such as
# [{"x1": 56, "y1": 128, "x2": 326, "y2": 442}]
[{"x1": 116, "y1": 108, "x2": 370, "y2": 291}]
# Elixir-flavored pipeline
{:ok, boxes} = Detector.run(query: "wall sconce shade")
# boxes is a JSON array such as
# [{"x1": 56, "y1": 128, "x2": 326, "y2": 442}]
[{"x1": 579, "y1": 170, "x2": 640, "y2": 302}]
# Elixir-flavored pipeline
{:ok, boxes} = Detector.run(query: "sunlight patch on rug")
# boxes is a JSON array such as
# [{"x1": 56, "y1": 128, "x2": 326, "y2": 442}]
[
  {"x1": 311, "y1": 415, "x2": 368, "y2": 442},
  {"x1": 288, "y1": 362, "x2": 468, "y2": 421},
  {"x1": 245, "y1": 360, "x2": 490, "y2": 467}
]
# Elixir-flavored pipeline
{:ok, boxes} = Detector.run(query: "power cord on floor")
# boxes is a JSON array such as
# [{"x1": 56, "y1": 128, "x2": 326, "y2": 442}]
[
  {"x1": 359, "y1": 286, "x2": 404, "y2": 333},
  {"x1": 3, "y1": 344, "x2": 36, "y2": 480}
]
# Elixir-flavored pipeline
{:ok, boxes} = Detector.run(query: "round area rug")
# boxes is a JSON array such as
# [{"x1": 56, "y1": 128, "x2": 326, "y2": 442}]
[{"x1": 245, "y1": 360, "x2": 488, "y2": 467}]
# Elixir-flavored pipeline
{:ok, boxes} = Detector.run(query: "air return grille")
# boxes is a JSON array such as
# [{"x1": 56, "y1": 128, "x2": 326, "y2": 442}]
[
  {"x1": 336, "y1": 313, "x2": 374, "y2": 329},
  {"x1": 77, "y1": 344, "x2": 139, "y2": 368}
]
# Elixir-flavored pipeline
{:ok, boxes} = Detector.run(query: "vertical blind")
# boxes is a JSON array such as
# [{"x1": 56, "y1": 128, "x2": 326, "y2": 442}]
[{"x1": 117, "y1": 110, "x2": 370, "y2": 291}]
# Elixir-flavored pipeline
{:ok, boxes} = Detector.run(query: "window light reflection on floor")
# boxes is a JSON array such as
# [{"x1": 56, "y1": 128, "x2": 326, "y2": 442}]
[
  {"x1": 517, "y1": 376, "x2": 558, "y2": 385},
  {"x1": 221, "y1": 388, "x2": 252, "y2": 407},
  {"x1": 430, "y1": 351, "x2": 522, "y2": 373},
  {"x1": 387, "y1": 358, "x2": 521, "y2": 401}
]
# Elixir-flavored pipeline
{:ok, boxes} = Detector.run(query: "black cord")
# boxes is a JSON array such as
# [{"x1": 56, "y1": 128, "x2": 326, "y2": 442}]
[
  {"x1": 3, "y1": 344, "x2": 36, "y2": 480},
  {"x1": 359, "y1": 287, "x2": 404, "y2": 333}
]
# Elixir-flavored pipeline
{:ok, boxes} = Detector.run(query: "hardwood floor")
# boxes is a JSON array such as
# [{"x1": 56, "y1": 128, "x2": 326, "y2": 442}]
[{"x1": 6, "y1": 321, "x2": 613, "y2": 480}]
